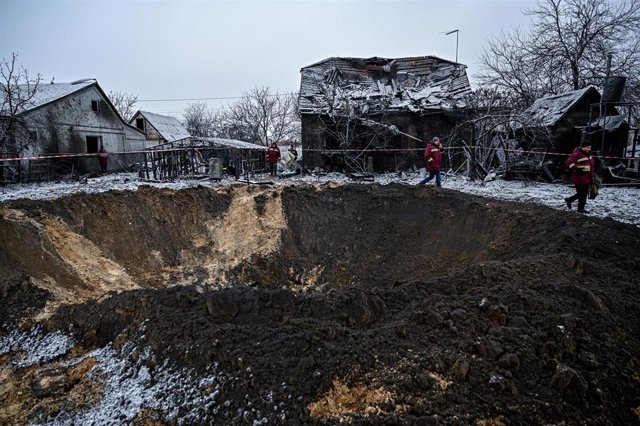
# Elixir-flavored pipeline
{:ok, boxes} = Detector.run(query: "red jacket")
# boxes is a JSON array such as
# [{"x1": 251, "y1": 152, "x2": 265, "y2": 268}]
[
  {"x1": 267, "y1": 145, "x2": 281, "y2": 163},
  {"x1": 98, "y1": 148, "x2": 108, "y2": 167},
  {"x1": 565, "y1": 147, "x2": 594, "y2": 185},
  {"x1": 424, "y1": 141, "x2": 443, "y2": 172}
]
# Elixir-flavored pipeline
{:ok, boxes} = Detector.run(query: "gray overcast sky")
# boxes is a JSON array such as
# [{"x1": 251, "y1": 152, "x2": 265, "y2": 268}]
[{"x1": 1, "y1": 0, "x2": 536, "y2": 117}]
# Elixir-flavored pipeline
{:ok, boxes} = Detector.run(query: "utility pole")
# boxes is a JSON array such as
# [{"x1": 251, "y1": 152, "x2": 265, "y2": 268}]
[{"x1": 445, "y1": 29, "x2": 459, "y2": 62}]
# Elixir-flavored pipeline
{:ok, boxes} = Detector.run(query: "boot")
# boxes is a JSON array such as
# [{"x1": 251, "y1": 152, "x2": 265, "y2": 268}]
[{"x1": 564, "y1": 198, "x2": 572, "y2": 209}]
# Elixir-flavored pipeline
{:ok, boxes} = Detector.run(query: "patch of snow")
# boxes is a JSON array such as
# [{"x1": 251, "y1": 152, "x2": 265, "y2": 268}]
[
  {"x1": 0, "y1": 170, "x2": 638, "y2": 226},
  {"x1": 0, "y1": 327, "x2": 74, "y2": 367},
  {"x1": 489, "y1": 372, "x2": 506, "y2": 384},
  {"x1": 33, "y1": 340, "x2": 225, "y2": 425},
  {"x1": 7, "y1": 325, "x2": 288, "y2": 425}
]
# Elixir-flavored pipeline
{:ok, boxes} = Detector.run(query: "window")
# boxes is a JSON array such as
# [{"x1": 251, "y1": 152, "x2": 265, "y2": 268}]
[
  {"x1": 86, "y1": 136, "x2": 100, "y2": 153},
  {"x1": 91, "y1": 100, "x2": 99, "y2": 111},
  {"x1": 136, "y1": 118, "x2": 145, "y2": 131},
  {"x1": 29, "y1": 130, "x2": 38, "y2": 141}
]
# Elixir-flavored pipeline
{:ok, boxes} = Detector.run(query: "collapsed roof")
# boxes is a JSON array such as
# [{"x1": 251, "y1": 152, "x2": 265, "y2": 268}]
[{"x1": 298, "y1": 56, "x2": 471, "y2": 115}]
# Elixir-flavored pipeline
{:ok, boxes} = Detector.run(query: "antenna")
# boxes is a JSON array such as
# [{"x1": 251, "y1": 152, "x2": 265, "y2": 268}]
[{"x1": 445, "y1": 29, "x2": 459, "y2": 63}]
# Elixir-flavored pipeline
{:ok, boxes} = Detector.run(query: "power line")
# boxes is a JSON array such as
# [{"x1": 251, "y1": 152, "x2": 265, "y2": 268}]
[{"x1": 139, "y1": 92, "x2": 298, "y2": 102}]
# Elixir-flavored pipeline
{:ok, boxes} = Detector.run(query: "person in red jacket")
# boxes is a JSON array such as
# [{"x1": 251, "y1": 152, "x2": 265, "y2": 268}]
[
  {"x1": 564, "y1": 144, "x2": 594, "y2": 213},
  {"x1": 417, "y1": 137, "x2": 443, "y2": 187},
  {"x1": 98, "y1": 145, "x2": 108, "y2": 174},
  {"x1": 266, "y1": 142, "x2": 281, "y2": 177}
]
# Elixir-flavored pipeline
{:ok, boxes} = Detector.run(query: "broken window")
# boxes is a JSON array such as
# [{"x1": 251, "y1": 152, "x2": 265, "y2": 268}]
[
  {"x1": 91, "y1": 100, "x2": 99, "y2": 112},
  {"x1": 136, "y1": 118, "x2": 145, "y2": 131}
]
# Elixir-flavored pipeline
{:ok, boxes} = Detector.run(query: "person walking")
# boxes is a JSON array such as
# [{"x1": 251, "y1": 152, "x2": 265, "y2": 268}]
[
  {"x1": 564, "y1": 143, "x2": 594, "y2": 213},
  {"x1": 417, "y1": 137, "x2": 443, "y2": 187},
  {"x1": 266, "y1": 142, "x2": 281, "y2": 177},
  {"x1": 98, "y1": 145, "x2": 108, "y2": 175}
]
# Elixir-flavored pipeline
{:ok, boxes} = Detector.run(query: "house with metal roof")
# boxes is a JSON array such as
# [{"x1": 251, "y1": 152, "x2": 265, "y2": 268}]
[
  {"x1": 129, "y1": 110, "x2": 191, "y2": 146},
  {"x1": 0, "y1": 79, "x2": 146, "y2": 180},
  {"x1": 298, "y1": 56, "x2": 472, "y2": 172}
]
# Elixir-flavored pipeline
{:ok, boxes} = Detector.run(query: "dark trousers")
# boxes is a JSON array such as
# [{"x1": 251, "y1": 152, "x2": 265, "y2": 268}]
[
  {"x1": 418, "y1": 171, "x2": 442, "y2": 187},
  {"x1": 567, "y1": 183, "x2": 589, "y2": 210},
  {"x1": 269, "y1": 162, "x2": 277, "y2": 176}
]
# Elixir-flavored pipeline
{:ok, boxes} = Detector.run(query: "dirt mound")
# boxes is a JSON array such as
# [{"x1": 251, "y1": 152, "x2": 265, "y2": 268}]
[{"x1": 1, "y1": 183, "x2": 639, "y2": 425}]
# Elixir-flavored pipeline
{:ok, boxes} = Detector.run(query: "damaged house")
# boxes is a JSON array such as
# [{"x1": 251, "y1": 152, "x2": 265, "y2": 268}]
[
  {"x1": 298, "y1": 56, "x2": 471, "y2": 172},
  {"x1": 129, "y1": 110, "x2": 191, "y2": 147},
  {"x1": 0, "y1": 79, "x2": 146, "y2": 181},
  {"x1": 515, "y1": 85, "x2": 628, "y2": 178}
]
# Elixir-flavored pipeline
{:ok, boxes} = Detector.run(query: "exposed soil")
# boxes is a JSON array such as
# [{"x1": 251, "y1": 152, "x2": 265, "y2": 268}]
[{"x1": 1, "y1": 183, "x2": 639, "y2": 425}]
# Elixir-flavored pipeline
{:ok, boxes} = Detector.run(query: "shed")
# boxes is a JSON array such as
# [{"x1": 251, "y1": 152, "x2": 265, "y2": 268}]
[{"x1": 516, "y1": 86, "x2": 628, "y2": 157}]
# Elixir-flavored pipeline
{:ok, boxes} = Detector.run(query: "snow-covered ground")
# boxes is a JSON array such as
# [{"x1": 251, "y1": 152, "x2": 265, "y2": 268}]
[{"x1": 0, "y1": 171, "x2": 638, "y2": 225}]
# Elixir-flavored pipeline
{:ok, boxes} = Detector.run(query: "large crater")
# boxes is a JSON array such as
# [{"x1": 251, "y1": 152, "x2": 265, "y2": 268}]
[
  {"x1": 1, "y1": 183, "x2": 639, "y2": 425},
  {"x1": 0, "y1": 183, "x2": 581, "y2": 297}
]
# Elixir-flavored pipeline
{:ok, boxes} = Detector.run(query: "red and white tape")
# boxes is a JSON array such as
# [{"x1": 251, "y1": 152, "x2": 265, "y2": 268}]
[{"x1": 0, "y1": 145, "x2": 638, "y2": 162}]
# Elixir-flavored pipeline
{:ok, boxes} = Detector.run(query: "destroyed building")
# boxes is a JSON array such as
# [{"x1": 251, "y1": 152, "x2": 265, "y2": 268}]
[
  {"x1": 0, "y1": 79, "x2": 146, "y2": 180},
  {"x1": 298, "y1": 56, "x2": 471, "y2": 172}
]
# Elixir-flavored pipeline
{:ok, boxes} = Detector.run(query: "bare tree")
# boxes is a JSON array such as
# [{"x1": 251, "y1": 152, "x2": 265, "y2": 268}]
[
  {"x1": 479, "y1": 0, "x2": 640, "y2": 107},
  {"x1": 219, "y1": 87, "x2": 299, "y2": 146},
  {"x1": 108, "y1": 90, "x2": 138, "y2": 122},
  {"x1": 478, "y1": 28, "x2": 564, "y2": 108},
  {"x1": 183, "y1": 102, "x2": 216, "y2": 137},
  {"x1": 0, "y1": 53, "x2": 41, "y2": 181}
]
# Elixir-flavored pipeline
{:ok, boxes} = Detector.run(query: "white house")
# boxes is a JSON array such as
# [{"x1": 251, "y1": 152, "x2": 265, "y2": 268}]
[{"x1": 0, "y1": 78, "x2": 146, "y2": 176}]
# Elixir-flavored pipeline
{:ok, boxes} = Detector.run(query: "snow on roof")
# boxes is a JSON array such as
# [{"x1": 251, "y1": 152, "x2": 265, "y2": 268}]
[
  {"x1": 519, "y1": 86, "x2": 599, "y2": 127},
  {"x1": 298, "y1": 56, "x2": 471, "y2": 114},
  {"x1": 0, "y1": 81, "x2": 95, "y2": 114},
  {"x1": 138, "y1": 111, "x2": 191, "y2": 142},
  {"x1": 147, "y1": 137, "x2": 265, "y2": 151},
  {"x1": 199, "y1": 137, "x2": 267, "y2": 150}
]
